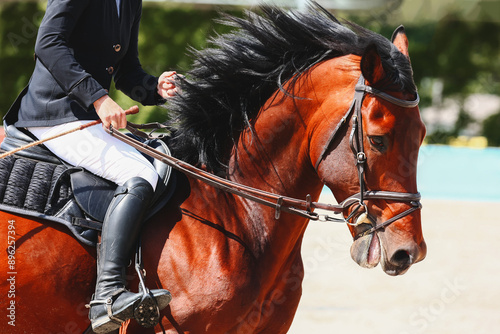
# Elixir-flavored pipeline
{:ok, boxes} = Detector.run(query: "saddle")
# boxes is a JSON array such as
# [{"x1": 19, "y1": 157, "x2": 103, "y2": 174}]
[{"x1": 0, "y1": 121, "x2": 176, "y2": 247}]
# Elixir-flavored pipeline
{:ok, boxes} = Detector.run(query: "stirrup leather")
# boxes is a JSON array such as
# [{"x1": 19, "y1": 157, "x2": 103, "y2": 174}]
[{"x1": 134, "y1": 240, "x2": 161, "y2": 328}]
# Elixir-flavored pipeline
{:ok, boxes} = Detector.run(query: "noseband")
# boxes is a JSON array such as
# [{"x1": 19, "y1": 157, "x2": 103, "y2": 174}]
[{"x1": 315, "y1": 75, "x2": 422, "y2": 238}]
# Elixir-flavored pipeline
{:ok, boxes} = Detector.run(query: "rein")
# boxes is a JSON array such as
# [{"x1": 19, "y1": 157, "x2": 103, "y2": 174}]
[
  {"x1": 106, "y1": 75, "x2": 421, "y2": 239},
  {"x1": 0, "y1": 76, "x2": 422, "y2": 238},
  {"x1": 107, "y1": 124, "x2": 341, "y2": 221}
]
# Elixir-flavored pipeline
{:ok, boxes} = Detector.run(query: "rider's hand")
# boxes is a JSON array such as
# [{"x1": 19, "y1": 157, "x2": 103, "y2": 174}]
[
  {"x1": 157, "y1": 71, "x2": 181, "y2": 99},
  {"x1": 93, "y1": 95, "x2": 138, "y2": 129}
]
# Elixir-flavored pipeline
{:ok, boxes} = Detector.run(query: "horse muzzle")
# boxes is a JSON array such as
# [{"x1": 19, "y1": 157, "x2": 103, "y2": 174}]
[
  {"x1": 350, "y1": 213, "x2": 381, "y2": 269},
  {"x1": 379, "y1": 238, "x2": 427, "y2": 276},
  {"x1": 349, "y1": 210, "x2": 426, "y2": 276}
]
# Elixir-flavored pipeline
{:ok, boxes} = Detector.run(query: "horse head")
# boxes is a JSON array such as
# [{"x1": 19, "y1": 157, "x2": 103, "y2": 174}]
[
  {"x1": 312, "y1": 27, "x2": 426, "y2": 276},
  {"x1": 168, "y1": 4, "x2": 426, "y2": 277}
]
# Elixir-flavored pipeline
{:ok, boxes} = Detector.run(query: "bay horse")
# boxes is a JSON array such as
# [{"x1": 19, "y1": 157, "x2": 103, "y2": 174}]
[{"x1": 0, "y1": 4, "x2": 426, "y2": 333}]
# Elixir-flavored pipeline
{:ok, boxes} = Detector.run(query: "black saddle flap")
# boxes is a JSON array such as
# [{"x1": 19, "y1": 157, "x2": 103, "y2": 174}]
[{"x1": 70, "y1": 171, "x2": 116, "y2": 222}]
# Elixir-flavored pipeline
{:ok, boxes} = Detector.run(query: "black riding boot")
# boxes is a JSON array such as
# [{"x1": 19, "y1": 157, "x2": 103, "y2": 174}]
[{"x1": 88, "y1": 177, "x2": 172, "y2": 334}]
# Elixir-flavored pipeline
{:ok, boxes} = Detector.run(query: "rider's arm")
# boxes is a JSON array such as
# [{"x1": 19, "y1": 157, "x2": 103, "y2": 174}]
[
  {"x1": 34, "y1": 0, "x2": 108, "y2": 111},
  {"x1": 113, "y1": 1, "x2": 166, "y2": 106}
]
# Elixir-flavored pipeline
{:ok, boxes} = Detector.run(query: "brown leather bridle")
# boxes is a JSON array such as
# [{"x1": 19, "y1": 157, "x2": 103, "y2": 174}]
[
  {"x1": 313, "y1": 75, "x2": 422, "y2": 238},
  {"x1": 106, "y1": 75, "x2": 422, "y2": 239}
]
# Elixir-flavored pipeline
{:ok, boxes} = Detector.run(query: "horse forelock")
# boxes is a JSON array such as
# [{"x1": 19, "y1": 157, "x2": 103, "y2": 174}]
[{"x1": 167, "y1": 2, "x2": 416, "y2": 175}]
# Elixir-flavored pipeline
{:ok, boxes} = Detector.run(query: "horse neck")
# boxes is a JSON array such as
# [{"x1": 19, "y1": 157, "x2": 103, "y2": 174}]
[
  {"x1": 225, "y1": 87, "x2": 324, "y2": 258},
  {"x1": 230, "y1": 99, "x2": 323, "y2": 202},
  {"x1": 226, "y1": 56, "x2": 360, "y2": 260},
  {"x1": 224, "y1": 104, "x2": 319, "y2": 267}
]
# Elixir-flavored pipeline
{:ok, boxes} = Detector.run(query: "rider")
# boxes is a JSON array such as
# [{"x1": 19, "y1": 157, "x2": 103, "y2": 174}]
[{"x1": 4, "y1": 0, "x2": 177, "y2": 332}]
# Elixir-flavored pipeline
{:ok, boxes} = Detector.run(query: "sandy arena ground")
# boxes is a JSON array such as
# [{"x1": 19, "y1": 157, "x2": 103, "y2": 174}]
[{"x1": 288, "y1": 194, "x2": 499, "y2": 333}]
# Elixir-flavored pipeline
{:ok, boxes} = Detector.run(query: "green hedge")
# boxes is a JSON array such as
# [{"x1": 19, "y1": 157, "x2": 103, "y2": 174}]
[
  {"x1": 483, "y1": 111, "x2": 500, "y2": 146},
  {"x1": 0, "y1": 2, "x2": 43, "y2": 117}
]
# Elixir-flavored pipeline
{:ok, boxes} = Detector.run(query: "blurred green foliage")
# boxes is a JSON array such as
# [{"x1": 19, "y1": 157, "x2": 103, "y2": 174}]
[
  {"x1": 0, "y1": 2, "x2": 499, "y2": 141},
  {"x1": 349, "y1": 10, "x2": 500, "y2": 98},
  {"x1": 482, "y1": 111, "x2": 500, "y2": 147},
  {"x1": 0, "y1": 2, "x2": 43, "y2": 119}
]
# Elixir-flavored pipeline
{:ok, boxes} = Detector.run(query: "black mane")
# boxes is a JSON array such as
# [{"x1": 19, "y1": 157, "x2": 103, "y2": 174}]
[{"x1": 167, "y1": 2, "x2": 416, "y2": 174}]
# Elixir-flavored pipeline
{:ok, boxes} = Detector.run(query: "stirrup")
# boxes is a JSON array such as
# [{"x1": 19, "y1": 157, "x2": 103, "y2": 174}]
[{"x1": 134, "y1": 291, "x2": 160, "y2": 328}]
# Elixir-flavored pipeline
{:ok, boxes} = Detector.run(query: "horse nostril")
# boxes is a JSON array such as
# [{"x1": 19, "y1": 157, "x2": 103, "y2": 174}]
[{"x1": 391, "y1": 249, "x2": 412, "y2": 267}]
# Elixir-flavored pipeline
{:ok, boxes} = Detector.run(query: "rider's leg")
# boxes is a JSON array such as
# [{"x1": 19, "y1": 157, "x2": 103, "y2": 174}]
[
  {"x1": 28, "y1": 122, "x2": 172, "y2": 333},
  {"x1": 28, "y1": 120, "x2": 159, "y2": 189},
  {"x1": 88, "y1": 177, "x2": 171, "y2": 333}
]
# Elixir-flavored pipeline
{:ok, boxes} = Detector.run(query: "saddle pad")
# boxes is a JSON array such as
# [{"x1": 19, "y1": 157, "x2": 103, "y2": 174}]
[
  {"x1": 0, "y1": 155, "x2": 72, "y2": 213},
  {"x1": 0, "y1": 153, "x2": 99, "y2": 245},
  {"x1": 0, "y1": 143, "x2": 176, "y2": 247}
]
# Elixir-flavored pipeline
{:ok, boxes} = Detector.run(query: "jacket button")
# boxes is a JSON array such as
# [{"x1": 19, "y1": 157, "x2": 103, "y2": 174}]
[
  {"x1": 106, "y1": 66, "x2": 114, "y2": 74},
  {"x1": 113, "y1": 44, "x2": 121, "y2": 52}
]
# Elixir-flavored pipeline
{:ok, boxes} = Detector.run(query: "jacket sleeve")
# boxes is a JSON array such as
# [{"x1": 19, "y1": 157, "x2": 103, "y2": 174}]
[
  {"x1": 34, "y1": 0, "x2": 108, "y2": 110},
  {"x1": 113, "y1": 2, "x2": 166, "y2": 106}
]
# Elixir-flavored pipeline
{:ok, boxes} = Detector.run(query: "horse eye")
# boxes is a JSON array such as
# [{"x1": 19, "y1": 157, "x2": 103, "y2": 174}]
[{"x1": 369, "y1": 136, "x2": 386, "y2": 151}]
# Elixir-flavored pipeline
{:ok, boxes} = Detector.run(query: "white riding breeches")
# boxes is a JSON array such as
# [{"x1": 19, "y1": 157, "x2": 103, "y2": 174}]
[{"x1": 28, "y1": 121, "x2": 159, "y2": 190}]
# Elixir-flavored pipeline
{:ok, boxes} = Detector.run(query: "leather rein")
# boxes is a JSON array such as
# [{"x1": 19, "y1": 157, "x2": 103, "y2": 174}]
[{"x1": 106, "y1": 74, "x2": 422, "y2": 238}]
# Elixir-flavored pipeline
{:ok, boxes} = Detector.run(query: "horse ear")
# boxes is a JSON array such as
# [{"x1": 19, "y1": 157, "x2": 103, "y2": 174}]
[
  {"x1": 360, "y1": 44, "x2": 385, "y2": 85},
  {"x1": 391, "y1": 25, "x2": 410, "y2": 58}
]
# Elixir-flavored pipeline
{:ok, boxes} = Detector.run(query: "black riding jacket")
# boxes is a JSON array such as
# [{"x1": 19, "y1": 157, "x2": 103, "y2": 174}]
[{"x1": 6, "y1": 0, "x2": 164, "y2": 127}]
